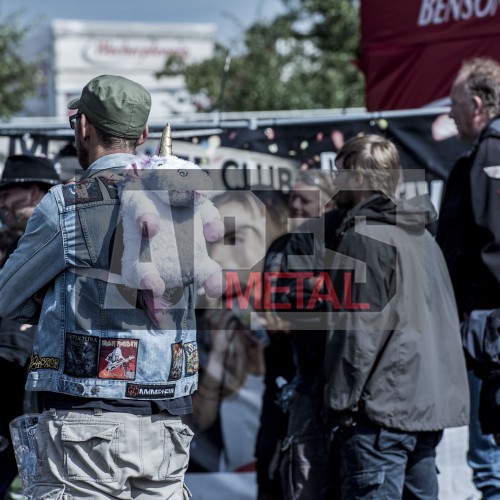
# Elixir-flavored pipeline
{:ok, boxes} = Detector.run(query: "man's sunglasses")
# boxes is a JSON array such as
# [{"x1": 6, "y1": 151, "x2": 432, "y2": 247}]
[{"x1": 69, "y1": 112, "x2": 82, "y2": 130}]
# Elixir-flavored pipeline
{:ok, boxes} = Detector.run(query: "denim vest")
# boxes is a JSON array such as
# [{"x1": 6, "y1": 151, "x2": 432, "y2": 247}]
[{"x1": 0, "y1": 154, "x2": 198, "y2": 400}]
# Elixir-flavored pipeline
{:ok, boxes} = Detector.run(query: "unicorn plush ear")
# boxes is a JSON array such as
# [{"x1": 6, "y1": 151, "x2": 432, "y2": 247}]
[{"x1": 159, "y1": 123, "x2": 172, "y2": 157}]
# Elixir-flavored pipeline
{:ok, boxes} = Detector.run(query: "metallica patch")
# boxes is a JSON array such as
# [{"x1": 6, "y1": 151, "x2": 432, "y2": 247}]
[
  {"x1": 168, "y1": 342, "x2": 183, "y2": 381},
  {"x1": 98, "y1": 338, "x2": 138, "y2": 380},
  {"x1": 126, "y1": 383, "x2": 176, "y2": 399},
  {"x1": 184, "y1": 342, "x2": 199, "y2": 376},
  {"x1": 64, "y1": 332, "x2": 99, "y2": 378}
]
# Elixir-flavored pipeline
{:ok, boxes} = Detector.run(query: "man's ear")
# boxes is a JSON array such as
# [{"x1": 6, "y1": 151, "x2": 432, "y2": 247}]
[
  {"x1": 354, "y1": 171, "x2": 365, "y2": 188},
  {"x1": 79, "y1": 114, "x2": 92, "y2": 141},
  {"x1": 137, "y1": 126, "x2": 149, "y2": 146},
  {"x1": 472, "y1": 95, "x2": 484, "y2": 115}
]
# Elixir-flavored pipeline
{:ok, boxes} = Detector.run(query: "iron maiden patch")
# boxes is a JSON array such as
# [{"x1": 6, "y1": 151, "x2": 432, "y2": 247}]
[
  {"x1": 64, "y1": 332, "x2": 99, "y2": 378},
  {"x1": 98, "y1": 338, "x2": 138, "y2": 380},
  {"x1": 184, "y1": 342, "x2": 198, "y2": 376},
  {"x1": 168, "y1": 342, "x2": 183, "y2": 381},
  {"x1": 126, "y1": 383, "x2": 176, "y2": 399}
]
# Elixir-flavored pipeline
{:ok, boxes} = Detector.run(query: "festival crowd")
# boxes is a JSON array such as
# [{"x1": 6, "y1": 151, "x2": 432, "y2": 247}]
[{"x1": 0, "y1": 56, "x2": 499, "y2": 500}]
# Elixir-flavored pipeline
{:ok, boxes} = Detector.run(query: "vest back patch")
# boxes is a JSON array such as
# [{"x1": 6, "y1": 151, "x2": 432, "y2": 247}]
[{"x1": 125, "y1": 383, "x2": 176, "y2": 399}]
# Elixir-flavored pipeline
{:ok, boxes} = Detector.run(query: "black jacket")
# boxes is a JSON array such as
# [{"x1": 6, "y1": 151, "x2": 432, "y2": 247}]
[
  {"x1": 436, "y1": 116, "x2": 500, "y2": 433},
  {"x1": 436, "y1": 116, "x2": 500, "y2": 317},
  {"x1": 0, "y1": 237, "x2": 35, "y2": 366},
  {"x1": 274, "y1": 209, "x2": 346, "y2": 395}
]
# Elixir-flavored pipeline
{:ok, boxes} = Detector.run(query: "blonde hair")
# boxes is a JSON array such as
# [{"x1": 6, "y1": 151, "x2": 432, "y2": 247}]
[
  {"x1": 336, "y1": 134, "x2": 401, "y2": 197},
  {"x1": 293, "y1": 170, "x2": 336, "y2": 198}
]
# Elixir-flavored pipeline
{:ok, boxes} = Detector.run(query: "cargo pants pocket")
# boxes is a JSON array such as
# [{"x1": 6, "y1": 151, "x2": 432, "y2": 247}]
[
  {"x1": 348, "y1": 469, "x2": 385, "y2": 490},
  {"x1": 159, "y1": 422, "x2": 194, "y2": 479},
  {"x1": 61, "y1": 422, "x2": 119, "y2": 482},
  {"x1": 29, "y1": 483, "x2": 66, "y2": 500}
]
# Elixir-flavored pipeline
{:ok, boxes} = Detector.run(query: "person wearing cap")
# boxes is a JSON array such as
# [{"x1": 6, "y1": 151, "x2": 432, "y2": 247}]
[
  {"x1": 0, "y1": 154, "x2": 59, "y2": 233},
  {"x1": 0, "y1": 154, "x2": 59, "y2": 498},
  {"x1": 0, "y1": 75, "x2": 196, "y2": 498}
]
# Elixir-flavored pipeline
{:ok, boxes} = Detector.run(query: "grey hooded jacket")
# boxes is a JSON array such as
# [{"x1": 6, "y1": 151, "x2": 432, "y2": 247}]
[{"x1": 324, "y1": 194, "x2": 469, "y2": 431}]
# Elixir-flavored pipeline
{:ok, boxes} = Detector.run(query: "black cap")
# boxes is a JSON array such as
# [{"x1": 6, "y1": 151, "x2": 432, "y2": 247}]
[{"x1": 0, "y1": 155, "x2": 60, "y2": 190}]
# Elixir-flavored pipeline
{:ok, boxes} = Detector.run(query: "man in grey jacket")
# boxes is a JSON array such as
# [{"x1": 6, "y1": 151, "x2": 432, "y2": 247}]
[{"x1": 323, "y1": 135, "x2": 469, "y2": 499}]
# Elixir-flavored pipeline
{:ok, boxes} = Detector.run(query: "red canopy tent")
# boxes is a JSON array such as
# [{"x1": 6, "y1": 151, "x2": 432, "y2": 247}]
[{"x1": 360, "y1": 0, "x2": 500, "y2": 111}]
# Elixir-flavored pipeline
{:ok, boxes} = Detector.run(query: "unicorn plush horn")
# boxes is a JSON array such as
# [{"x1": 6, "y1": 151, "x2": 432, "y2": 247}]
[{"x1": 159, "y1": 123, "x2": 172, "y2": 157}]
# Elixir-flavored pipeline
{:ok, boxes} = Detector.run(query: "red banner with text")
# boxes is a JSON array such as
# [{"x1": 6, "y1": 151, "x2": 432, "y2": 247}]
[{"x1": 360, "y1": 0, "x2": 500, "y2": 110}]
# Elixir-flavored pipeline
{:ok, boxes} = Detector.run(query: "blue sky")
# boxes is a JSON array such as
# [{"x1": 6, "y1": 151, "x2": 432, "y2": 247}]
[{"x1": 0, "y1": 0, "x2": 285, "y2": 45}]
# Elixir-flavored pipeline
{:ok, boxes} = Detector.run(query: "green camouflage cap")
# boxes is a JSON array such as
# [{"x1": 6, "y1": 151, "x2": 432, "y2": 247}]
[{"x1": 67, "y1": 75, "x2": 151, "y2": 139}]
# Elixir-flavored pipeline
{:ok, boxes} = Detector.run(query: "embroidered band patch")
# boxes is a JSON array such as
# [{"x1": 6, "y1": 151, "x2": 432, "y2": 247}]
[
  {"x1": 98, "y1": 338, "x2": 138, "y2": 380},
  {"x1": 168, "y1": 342, "x2": 183, "y2": 381},
  {"x1": 125, "y1": 383, "x2": 176, "y2": 399},
  {"x1": 29, "y1": 355, "x2": 60, "y2": 371},
  {"x1": 184, "y1": 342, "x2": 199, "y2": 376},
  {"x1": 64, "y1": 332, "x2": 99, "y2": 378}
]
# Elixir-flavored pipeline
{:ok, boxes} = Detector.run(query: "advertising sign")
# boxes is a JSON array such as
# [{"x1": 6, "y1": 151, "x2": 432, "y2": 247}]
[{"x1": 360, "y1": 0, "x2": 500, "y2": 110}]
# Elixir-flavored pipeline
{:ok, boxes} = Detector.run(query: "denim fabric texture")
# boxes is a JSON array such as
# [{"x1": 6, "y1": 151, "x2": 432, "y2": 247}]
[
  {"x1": 467, "y1": 371, "x2": 500, "y2": 499},
  {"x1": 0, "y1": 153, "x2": 198, "y2": 401}
]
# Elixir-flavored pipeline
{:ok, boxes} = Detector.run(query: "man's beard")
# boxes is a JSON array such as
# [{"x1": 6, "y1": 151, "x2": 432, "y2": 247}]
[
  {"x1": 2, "y1": 207, "x2": 32, "y2": 232},
  {"x1": 76, "y1": 128, "x2": 90, "y2": 170}
]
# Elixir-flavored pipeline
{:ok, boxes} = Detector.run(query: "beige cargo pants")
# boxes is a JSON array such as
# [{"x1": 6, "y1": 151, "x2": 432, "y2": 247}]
[{"x1": 29, "y1": 408, "x2": 192, "y2": 499}]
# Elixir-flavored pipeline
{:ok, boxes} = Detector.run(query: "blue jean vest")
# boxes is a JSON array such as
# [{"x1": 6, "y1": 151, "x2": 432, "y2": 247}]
[{"x1": 21, "y1": 159, "x2": 198, "y2": 400}]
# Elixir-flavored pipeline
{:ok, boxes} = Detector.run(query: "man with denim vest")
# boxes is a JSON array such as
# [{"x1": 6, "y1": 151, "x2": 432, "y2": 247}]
[{"x1": 0, "y1": 75, "x2": 197, "y2": 499}]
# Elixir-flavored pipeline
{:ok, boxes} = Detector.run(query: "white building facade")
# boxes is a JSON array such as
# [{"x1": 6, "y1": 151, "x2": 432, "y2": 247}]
[{"x1": 25, "y1": 19, "x2": 216, "y2": 118}]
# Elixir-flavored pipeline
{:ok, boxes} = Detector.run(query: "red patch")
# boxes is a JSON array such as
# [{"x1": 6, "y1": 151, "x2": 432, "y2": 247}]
[{"x1": 98, "y1": 338, "x2": 139, "y2": 380}]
